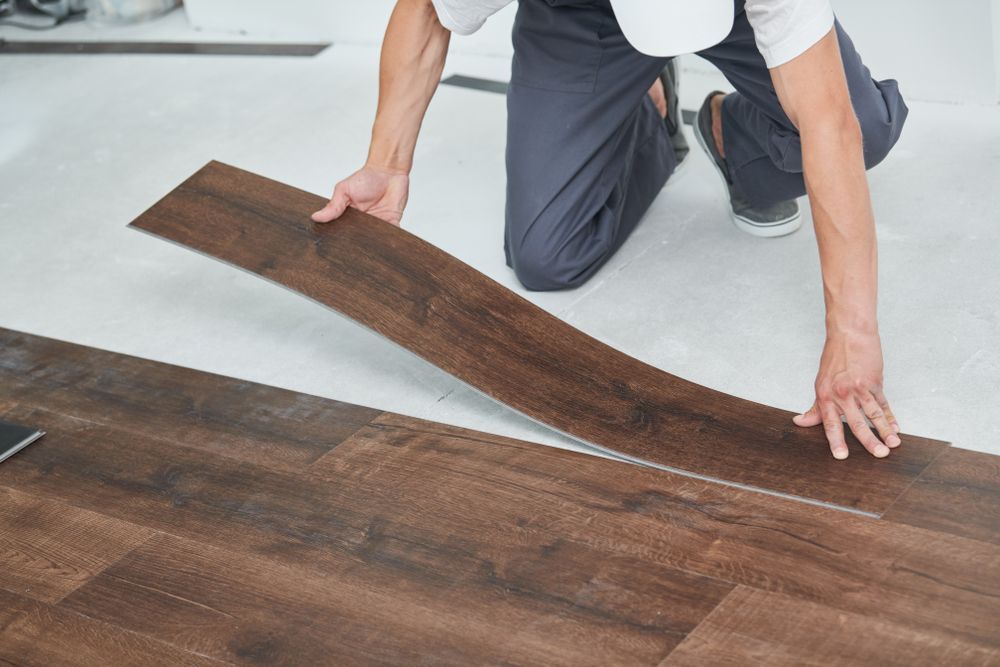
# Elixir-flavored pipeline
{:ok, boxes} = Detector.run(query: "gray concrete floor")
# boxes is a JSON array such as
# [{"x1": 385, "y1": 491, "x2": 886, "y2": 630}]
[{"x1": 2, "y1": 11, "x2": 999, "y2": 457}]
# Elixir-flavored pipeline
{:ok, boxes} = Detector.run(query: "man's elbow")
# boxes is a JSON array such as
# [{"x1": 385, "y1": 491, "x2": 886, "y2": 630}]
[{"x1": 799, "y1": 104, "x2": 863, "y2": 154}]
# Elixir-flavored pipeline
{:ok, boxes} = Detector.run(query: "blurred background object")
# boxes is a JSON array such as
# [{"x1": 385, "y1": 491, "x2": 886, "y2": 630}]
[
  {"x1": 85, "y1": 0, "x2": 178, "y2": 26},
  {"x1": 0, "y1": 0, "x2": 87, "y2": 28}
]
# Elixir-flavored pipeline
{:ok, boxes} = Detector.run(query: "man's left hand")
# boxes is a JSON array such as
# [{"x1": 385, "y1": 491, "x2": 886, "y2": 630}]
[{"x1": 793, "y1": 329, "x2": 901, "y2": 459}]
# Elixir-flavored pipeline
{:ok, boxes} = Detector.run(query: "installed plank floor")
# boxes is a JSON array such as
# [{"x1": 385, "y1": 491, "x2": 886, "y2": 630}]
[
  {"x1": 0, "y1": 329, "x2": 998, "y2": 665},
  {"x1": 128, "y1": 161, "x2": 949, "y2": 514}
]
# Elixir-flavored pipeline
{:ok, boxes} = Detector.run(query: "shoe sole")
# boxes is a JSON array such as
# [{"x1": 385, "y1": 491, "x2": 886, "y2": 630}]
[{"x1": 693, "y1": 105, "x2": 802, "y2": 238}]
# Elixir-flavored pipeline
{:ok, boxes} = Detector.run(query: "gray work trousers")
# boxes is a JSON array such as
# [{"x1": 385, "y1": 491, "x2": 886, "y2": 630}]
[{"x1": 504, "y1": 0, "x2": 909, "y2": 290}]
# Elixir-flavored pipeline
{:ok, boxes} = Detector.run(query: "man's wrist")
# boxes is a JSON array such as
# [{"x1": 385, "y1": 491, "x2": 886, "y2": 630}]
[{"x1": 826, "y1": 309, "x2": 878, "y2": 336}]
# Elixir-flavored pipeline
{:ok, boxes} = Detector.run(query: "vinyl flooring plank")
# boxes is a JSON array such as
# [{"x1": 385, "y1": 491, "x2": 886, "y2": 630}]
[
  {"x1": 0, "y1": 40, "x2": 329, "y2": 56},
  {"x1": 310, "y1": 414, "x2": 1000, "y2": 650},
  {"x1": 2, "y1": 397, "x2": 996, "y2": 658},
  {"x1": 0, "y1": 485, "x2": 155, "y2": 604},
  {"x1": 0, "y1": 327, "x2": 382, "y2": 472},
  {"x1": 64, "y1": 531, "x2": 717, "y2": 667},
  {"x1": 660, "y1": 586, "x2": 999, "y2": 667},
  {"x1": 0, "y1": 588, "x2": 228, "y2": 667},
  {"x1": 0, "y1": 404, "x2": 729, "y2": 666},
  {"x1": 881, "y1": 447, "x2": 1000, "y2": 545},
  {"x1": 127, "y1": 161, "x2": 949, "y2": 513}
]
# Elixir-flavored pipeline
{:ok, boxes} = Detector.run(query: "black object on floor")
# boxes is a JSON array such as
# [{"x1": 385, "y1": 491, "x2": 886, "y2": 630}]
[
  {"x1": 441, "y1": 73, "x2": 697, "y2": 125},
  {"x1": 0, "y1": 420, "x2": 44, "y2": 464},
  {"x1": 0, "y1": 40, "x2": 330, "y2": 56}
]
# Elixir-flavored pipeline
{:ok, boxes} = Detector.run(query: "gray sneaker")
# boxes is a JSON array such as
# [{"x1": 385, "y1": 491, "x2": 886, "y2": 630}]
[
  {"x1": 660, "y1": 59, "x2": 689, "y2": 167},
  {"x1": 694, "y1": 91, "x2": 801, "y2": 237}
]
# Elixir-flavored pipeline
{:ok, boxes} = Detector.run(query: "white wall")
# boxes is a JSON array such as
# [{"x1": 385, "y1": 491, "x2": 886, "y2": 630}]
[{"x1": 184, "y1": 0, "x2": 1000, "y2": 104}]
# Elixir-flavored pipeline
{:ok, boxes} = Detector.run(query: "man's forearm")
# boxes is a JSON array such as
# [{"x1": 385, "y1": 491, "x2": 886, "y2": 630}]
[
  {"x1": 367, "y1": 0, "x2": 451, "y2": 173},
  {"x1": 771, "y1": 30, "x2": 878, "y2": 333},
  {"x1": 802, "y1": 114, "x2": 879, "y2": 335}
]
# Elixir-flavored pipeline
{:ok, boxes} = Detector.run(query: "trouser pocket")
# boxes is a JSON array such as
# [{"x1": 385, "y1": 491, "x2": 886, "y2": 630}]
[{"x1": 511, "y1": 0, "x2": 610, "y2": 94}]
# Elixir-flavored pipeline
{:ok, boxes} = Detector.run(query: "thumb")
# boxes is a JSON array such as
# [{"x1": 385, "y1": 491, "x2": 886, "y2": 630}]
[
  {"x1": 311, "y1": 184, "x2": 350, "y2": 223},
  {"x1": 793, "y1": 402, "x2": 823, "y2": 427}
]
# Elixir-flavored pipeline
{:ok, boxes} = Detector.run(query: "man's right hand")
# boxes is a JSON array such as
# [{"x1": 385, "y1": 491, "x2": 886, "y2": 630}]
[{"x1": 311, "y1": 165, "x2": 410, "y2": 226}]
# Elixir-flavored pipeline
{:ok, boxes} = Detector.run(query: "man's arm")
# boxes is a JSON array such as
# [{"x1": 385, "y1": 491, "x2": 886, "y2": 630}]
[
  {"x1": 312, "y1": 0, "x2": 450, "y2": 225},
  {"x1": 770, "y1": 29, "x2": 901, "y2": 459}
]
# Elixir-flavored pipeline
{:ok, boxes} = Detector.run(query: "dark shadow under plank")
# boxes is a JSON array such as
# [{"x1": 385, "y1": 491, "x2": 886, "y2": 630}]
[
  {"x1": 128, "y1": 161, "x2": 949, "y2": 515},
  {"x1": 0, "y1": 40, "x2": 330, "y2": 56},
  {"x1": 441, "y1": 73, "x2": 697, "y2": 125}
]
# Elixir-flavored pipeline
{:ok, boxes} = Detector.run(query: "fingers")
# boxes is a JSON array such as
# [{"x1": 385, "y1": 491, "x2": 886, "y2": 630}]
[
  {"x1": 793, "y1": 402, "x2": 823, "y2": 427},
  {"x1": 820, "y1": 402, "x2": 849, "y2": 460},
  {"x1": 872, "y1": 387, "x2": 900, "y2": 434},
  {"x1": 842, "y1": 400, "x2": 890, "y2": 458},
  {"x1": 311, "y1": 183, "x2": 350, "y2": 223},
  {"x1": 860, "y1": 393, "x2": 901, "y2": 448}
]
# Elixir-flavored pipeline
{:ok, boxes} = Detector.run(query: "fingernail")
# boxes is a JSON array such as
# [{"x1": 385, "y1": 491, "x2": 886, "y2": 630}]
[
  {"x1": 875, "y1": 444, "x2": 890, "y2": 457},
  {"x1": 887, "y1": 434, "x2": 901, "y2": 448},
  {"x1": 833, "y1": 449, "x2": 848, "y2": 460}
]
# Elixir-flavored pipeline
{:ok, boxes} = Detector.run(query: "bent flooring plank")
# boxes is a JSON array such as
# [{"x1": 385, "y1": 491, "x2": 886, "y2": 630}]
[
  {"x1": 0, "y1": 327, "x2": 381, "y2": 472},
  {"x1": 882, "y1": 448, "x2": 1000, "y2": 545},
  {"x1": 129, "y1": 160, "x2": 948, "y2": 513},
  {"x1": 660, "y1": 586, "x2": 999, "y2": 667},
  {"x1": 0, "y1": 589, "x2": 226, "y2": 667}
]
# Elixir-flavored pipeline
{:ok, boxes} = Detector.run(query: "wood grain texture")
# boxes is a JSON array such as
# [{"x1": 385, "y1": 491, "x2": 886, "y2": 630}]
[
  {"x1": 882, "y1": 447, "x2": 1000, "y2": 545},
  {"x1": 0, "y1": 589, "x2": 226, "y2": 667},
  {"x1": 0, "y1": 40, "x2": 329, "y2": 56},
  {"x1": 0, "y1": 409, "x2": 728, "y2": 665},
  {"x1": 0, "y1": 327, "x2": 380, "y2": 472},
  {"x1": 65, "y1": 531, "x2": 724, "y2": 666},
  {"x1": 309, "y1": 415, "x2": 1000, "y2": 651},
  {"x1": 0, "y1": 485, "x2": 155, "y2": 603},
  {"x1": 0, "y1": 331, "x2": 995, "y2": 664},
  {"x1": 661, "y1": 586, "x2": 999, "y2": 666},
  {"x1": 127, "y1": 160, "x2": 949, "y2": 513}
]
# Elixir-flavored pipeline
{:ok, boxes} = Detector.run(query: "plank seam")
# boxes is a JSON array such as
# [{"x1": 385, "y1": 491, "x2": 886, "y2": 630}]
[{"x1": 876, "y1": 444, "x2": 952, "y2": 520}]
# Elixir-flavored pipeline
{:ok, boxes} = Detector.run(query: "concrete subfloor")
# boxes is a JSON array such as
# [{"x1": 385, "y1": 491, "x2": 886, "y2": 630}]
[{"x1": 2, "y1": 11, "x2": 999, "y2": 457}]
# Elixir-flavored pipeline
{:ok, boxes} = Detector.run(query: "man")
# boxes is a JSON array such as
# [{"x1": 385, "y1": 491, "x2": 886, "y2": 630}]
[{"x1": 312, "y1": 0, "x2": 908, "y2": 461}]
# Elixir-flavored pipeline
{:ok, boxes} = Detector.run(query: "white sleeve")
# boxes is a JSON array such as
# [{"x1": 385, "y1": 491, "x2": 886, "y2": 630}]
[
  {"x1": 430, "y1": 0, "x2": 514, "y2": 36},
  {"x1": 745, "y1": 0, "x2": 835, "y2": 68}
]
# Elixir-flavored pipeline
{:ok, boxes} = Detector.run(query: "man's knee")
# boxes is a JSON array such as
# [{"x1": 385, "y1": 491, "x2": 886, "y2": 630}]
[
  {"x1": 857, "y1": 82, "x2": 908, "y2": 169},
  {"x1": 508, "y1": 221, "x2": 610, "y2": 292},
  {"x1": 509, "y1": 241, "x2": 585, "y2": 292}
]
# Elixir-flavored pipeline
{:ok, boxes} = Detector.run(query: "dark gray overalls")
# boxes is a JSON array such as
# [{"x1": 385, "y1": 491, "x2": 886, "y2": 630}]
[{"x1": 504, "y1": 0, "x2": 908, "y2": 290}]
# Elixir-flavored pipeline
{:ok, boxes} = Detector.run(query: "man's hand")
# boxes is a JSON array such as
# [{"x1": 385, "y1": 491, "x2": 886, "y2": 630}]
[
  {"x1": 312, "y1": 0, "x2": 448, "y2": 226},
  {"x1": 770, "y1": 30, "x2": 900, "y2": 460},
  {"x1": 311, "y1": 166, "x2": 410, "y2": 226},
  {"x1": 794, "y1": 329, "x2": 901, "y2": 459}
]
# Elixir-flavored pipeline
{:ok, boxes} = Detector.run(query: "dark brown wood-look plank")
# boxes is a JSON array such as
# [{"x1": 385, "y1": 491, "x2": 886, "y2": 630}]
[
  {"x1": 0, "y1": 40, "x2": 329, "y2": 56},
  {"x1": 1, "y1": 393, "x2": 996, "y2": 661},
  {"x1": 1, "y1": 404, "x2": 730, "y2": 666},
  {"x1": 660, "y1": 586, "x2": 999, "y2": 667},
  {"x1": 0, "y1": 485, "x2": 155, "y2": 603},
  {"x1": 0, "y1": 327, "x2": 381, "y2": 472},
  {"x1": 65, "y1": 531, "x2": 723, "y2": 666},
  {"x1": 882, "y1": 447, "x2": 1000, "y2": 545},
  {"x1": 308, "y1": 415, "x2": 1000, "y2": 651},
  {"x1": 0, "y1": 589, "x2": 227, "y2": 667},
  {"x1": 127, "y1": 160, "x2": 949, "y2": 513}
]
